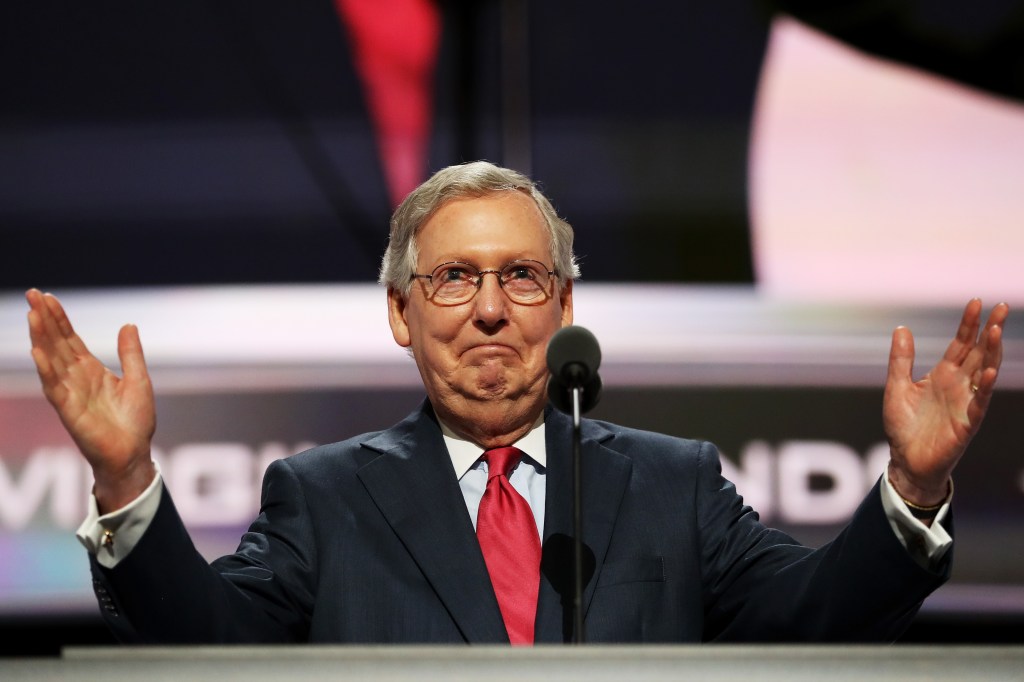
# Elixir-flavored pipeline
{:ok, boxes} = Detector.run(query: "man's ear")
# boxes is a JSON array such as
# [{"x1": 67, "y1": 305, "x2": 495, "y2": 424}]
[
  {"x1": 387, "y1": 287, "x2": 412, "y2": 347},
  {"x1": 559, "y1": 279, "x2": 574, "y2": 328}
]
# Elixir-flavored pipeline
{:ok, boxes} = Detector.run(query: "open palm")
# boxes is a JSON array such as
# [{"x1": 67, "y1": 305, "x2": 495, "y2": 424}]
[
  {"x1": 884, "y1": 299, "x2": 1007, "y2": 504},
  {"x1": 27, "y1": 289, "x2": 156, "y2": 511}
]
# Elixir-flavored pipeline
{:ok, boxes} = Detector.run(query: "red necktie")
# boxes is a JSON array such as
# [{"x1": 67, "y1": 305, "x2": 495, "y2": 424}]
[{"x1": 476, "y1": 446, "x2": 541, "y2": 645}]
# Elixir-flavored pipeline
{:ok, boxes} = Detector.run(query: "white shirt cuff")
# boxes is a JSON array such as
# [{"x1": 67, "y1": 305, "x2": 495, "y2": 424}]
[
  {"x1": 880, "y1": 471, "x2": 953, "y2": 569},
  {"x1": 75, "y1": 462, "x2": 164, "y2": 569}
]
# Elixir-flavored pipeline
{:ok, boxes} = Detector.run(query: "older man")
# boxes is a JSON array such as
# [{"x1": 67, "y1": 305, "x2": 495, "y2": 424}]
[{"x1": 26, "y1": 162, "x2": 1006, "y2": 644}]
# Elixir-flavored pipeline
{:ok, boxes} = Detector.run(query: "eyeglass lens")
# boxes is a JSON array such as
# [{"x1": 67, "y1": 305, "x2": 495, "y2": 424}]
[{"x1": 430, "y1": 260, "x2": 551, "y2": 302}]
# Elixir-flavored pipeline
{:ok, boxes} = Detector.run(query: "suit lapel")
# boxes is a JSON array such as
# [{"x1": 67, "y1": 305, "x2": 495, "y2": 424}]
[
  {"x1": 535, "y1": 409, "x2": 633, "y2": 643},
  {"x1": 356, "y1": 404, "x2": 509, "y2": 643}
]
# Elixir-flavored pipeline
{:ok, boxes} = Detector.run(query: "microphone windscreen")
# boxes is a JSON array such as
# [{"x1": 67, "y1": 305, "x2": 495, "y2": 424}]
[{"x1": 546, "y1": 326, "x2": 601, "y2": 383}]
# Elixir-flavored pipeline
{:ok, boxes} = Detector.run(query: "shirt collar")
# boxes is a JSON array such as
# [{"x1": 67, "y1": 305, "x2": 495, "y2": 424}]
[{"x1": 440, "y1": 412, "x2": 547, "y2": 479}]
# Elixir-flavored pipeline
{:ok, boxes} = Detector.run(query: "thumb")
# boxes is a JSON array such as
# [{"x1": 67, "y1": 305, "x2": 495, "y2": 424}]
[
  {"x1": 117, "y1": 324, "x2": 151, "y2": 383},
  {"x1": 886, "y1": 325, "x2": 915, "y2": 390}
]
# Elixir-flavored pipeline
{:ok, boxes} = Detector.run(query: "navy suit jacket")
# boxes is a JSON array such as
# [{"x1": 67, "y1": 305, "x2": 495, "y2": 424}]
[{"x1": 92, "y1": 402, "x2": 949, "y2": 643}]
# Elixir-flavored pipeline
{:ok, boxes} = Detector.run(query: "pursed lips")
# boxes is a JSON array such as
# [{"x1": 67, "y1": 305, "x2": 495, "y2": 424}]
[{"x1": 461, "y1": 343, "x2": 519, "y2": 360}]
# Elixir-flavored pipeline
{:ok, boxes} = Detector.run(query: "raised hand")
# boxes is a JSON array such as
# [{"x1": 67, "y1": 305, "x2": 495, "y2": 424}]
[
  {"x1": 884, "y1": 299, "x2": 1008, "y2": 507},
  {"x1": 26, "y1": 289, "x2": 157, "y2": 513}
]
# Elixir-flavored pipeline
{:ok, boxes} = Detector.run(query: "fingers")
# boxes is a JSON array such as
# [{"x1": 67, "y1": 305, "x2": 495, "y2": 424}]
[
  {"x1": 980, "y1": 303, "x2": 1008, "y2": 372},
  {"x1": 26, "y1": 290, "x2": 90, "y2": 374},
  {"x1": 26, "y1": 289, "x2": 73, "y2": 405},
  {"x1": 982, "y1": 300, "x2": 1010, "y2": 330},
  {"x1": 967, "y1": 365, "x2": 999, "y2": 428},
  {"x1": 27, "y1": 289, "x2": 67, "y2": 380},
  {"x1": 972, "y1": 325, "x2": 1003, "y2": 401},
  {"x1": 29, "y1": 344, "x2": 59, "y2": 398},
  {"x1": 963, "y1": 301, "x2": 1008, "y2": 385},
  {"x1": 26, "y1": 290, "x2": 112, "y2": 404},
  {"x1": 26, "y1": 289, "x2": 54, "y2": 352},
  {"x1": 942, "y1": 298, "x2": 983, "y2": 365},
  {"x1": 42, "y1": 291, "x2": 91, "y2": 357},
  {"x1": 965, "y1": 304, "x2": 1008, "y2": 427}
]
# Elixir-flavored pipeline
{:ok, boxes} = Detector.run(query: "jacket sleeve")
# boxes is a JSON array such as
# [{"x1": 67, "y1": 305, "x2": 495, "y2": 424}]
[
  {"x1": 91, "y1": 458, "x2": 316, "y2": 643},
  {"x1": 695, "y1": 441, "x2": 951, "y2": 642}
]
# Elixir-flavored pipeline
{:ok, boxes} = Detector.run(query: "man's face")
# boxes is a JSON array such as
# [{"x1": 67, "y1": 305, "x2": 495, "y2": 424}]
[{"x1": 387, "y1": 191, "x2": 573, "y2": 435}]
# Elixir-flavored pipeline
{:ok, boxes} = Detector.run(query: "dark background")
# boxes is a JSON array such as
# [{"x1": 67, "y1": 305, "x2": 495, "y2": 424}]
[{"x1": 4, "y1": 1, "x2": 1023, "y2": 290}]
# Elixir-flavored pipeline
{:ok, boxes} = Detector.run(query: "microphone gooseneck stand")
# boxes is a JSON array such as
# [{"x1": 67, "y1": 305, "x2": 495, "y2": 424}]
[
  {"x1": 545, "y1": 325, "x2": 602, "y2": 645},
  {"x1": 571, "y1": 384, "x2": 585, "y2": 644}
]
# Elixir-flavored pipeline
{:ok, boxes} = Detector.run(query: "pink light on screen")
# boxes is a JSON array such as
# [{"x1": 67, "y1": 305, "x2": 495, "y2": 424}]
[{"x1": 750, "y1": 18, "x2": 1024, "y2": 305}]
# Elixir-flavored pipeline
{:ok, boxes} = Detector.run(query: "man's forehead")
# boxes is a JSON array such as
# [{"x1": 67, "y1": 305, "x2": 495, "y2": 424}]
[
  {"x1": 423, "y1": 190, "x2": 542, "y2": 222},
  {"x1": 415, "y1": 192, "x2": 551, "y2": 258}
]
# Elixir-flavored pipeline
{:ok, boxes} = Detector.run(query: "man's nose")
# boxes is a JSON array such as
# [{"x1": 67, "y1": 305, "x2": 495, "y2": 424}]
[{"x1": 473, "y1": 272, "x2": 509, "y2": 328}]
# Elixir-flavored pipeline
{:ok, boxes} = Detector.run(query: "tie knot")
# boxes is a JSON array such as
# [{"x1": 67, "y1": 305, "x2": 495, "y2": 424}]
[{"x1": 483, "y1": 446, "x2": 523, "y2": 480}]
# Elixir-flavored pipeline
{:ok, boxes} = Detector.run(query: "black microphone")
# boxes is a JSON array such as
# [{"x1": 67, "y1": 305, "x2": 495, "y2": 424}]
[
  {"x1": 546, "y1": 325, "x2": 602, "y2": 643},
  {"x1": 546, "y1": 325, "x2": 602, "y2": 414}
]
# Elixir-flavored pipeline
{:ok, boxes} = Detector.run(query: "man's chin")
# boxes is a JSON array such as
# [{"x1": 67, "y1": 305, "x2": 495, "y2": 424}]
[
  {"x1": 460, "y1": 378, "x2": 530, "y2": 403},
  {"x1": 471, "y1": 381, "x2": 514, "y2": 400},
  {"x1": 433, "y1": 367, "x2": 546, "y2": 407},
  {"x1": 464, "y1": 364, "x2": 509, "y2": 395}
]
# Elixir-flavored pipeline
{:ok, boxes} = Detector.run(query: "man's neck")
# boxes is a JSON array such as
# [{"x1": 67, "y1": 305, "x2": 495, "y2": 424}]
[
  {"x1": 432, "y1": 398, "x2": 545, "y2": 450},
  {"x1": 440, "y1": 412, "x2": 547, "y2": 480}
]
